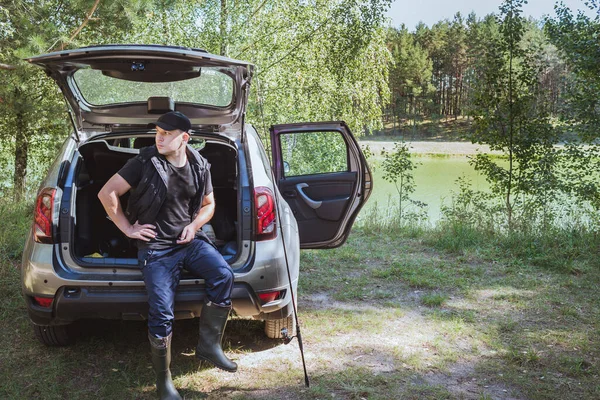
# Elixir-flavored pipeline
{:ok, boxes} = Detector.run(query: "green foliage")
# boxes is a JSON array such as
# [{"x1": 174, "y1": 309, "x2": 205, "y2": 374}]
[
  {"x1": 0, "y1": 0, "x2": 150, "y2": 198},
  {"x1": 125, "y1": 0, "x2": 392, "y2": 138},
  {"x1": 73, "y1": 67, "x2": 234, "y2": 107},
  {"x1": 557, "y1": 143, "x2": 600, "y2": 211},
  {"x1": 1, "y1": 0, "x2": 392, "y2": 197},
  {"x1": 387, "y1": 25, "x2": 435, "y2": 132},
  {"x1": 380, "y1": 142, "x2": 426, "y2": 222},
  {"x1": 360, "y1": 144, "x2": 374, "y2": 164},
  {"x1": 544, "y1": 2, "x2": 600, "y2": 210},
  {"x1": 440, "y1": 176, "x2": 499, "y2": 233},
  {"x1": 0, "y1": 66, "x2": 69, "y2": 198},
  {"x1": 240, "y1": 0, "x2": 392, "y2": 140},
  {"x1": 381, "y1": 7, "x2": 571, "y2": 139},
  {"x1": 432, "y1": 1, "x2": 600, "y2": 233},
  {"x1": 544, "y1": 1, "x2": 600, "y2": 142},
  {"x1": 466, "y1": 0, "x2": 559, "y2": 230},
  {"x1": 0, "y1": 199, "x2": 32, "y2": 261},
  {"x1": 280, "y1": 131, "x2": 347, "y2": 176}
]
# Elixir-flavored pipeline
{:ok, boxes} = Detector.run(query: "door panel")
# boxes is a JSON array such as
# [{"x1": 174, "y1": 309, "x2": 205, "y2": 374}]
[
  {"x1": 278, "y1": 173, "x2": 356, "y2": 242},
  {"x1": 270, "y1": 122, "x2": 372, "y2": 249}
]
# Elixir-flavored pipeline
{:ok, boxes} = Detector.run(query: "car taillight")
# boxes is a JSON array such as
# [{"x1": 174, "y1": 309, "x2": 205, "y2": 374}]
[
  {"x1": 255, "y1": 186, "x2": 276, "y2": 241},
  {"x1": 34, "y1": 188, "x2": 56, "y2": 244},
  {"x1": 258, "y1": 290, "x2": 282, "y2": 304},
  {"x1": 33, "y1": 296, "x2": 53, "y2": 308}
]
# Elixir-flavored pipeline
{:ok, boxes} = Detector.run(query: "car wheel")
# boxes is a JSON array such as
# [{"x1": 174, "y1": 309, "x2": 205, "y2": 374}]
[
  {"x1": 264, "y1": 314, "x2": 296, "y2": 339},
  {"x1": 33, "y1": 324, "x2": 75, "y2": 346}
]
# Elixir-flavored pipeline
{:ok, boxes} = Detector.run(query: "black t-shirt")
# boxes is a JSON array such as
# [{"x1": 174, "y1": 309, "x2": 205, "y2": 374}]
[{"x1": 118, "y1": 155, "x2": 213, "y2": 250}]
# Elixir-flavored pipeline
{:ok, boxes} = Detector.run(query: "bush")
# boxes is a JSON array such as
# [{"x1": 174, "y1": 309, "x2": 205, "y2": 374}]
[{"x1": 0, "y1": 200, "x2": 33, "y2": 261}]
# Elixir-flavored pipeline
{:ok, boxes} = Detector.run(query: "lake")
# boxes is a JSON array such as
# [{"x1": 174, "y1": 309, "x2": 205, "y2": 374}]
[{"x1": 360, "y1": 141, "x2": 494, "y2": 223}]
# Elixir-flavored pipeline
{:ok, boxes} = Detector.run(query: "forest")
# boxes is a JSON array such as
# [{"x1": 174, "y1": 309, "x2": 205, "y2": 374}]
[
  {"x1": 385, "y1": 11, "x2": 561, "y2": 135},
  {"x1": 0, "y1": 0, "x2": 599, "y2": 232}
]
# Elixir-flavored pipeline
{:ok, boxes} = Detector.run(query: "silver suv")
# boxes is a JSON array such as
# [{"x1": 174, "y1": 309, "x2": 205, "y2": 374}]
[{"x1": 21, "y1": 45, "x2": 372, "y2": 345}]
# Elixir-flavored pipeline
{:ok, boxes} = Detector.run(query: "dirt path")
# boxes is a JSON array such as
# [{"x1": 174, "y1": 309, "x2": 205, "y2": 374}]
[{"x1": 186, "y1": 291, "x2": 523, "y2": 400}]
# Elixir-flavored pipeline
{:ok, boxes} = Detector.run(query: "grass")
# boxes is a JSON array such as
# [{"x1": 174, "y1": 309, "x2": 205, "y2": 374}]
[
  {"x1": 421, "y1": 293, "x2": 448, "y2": 307},
  {"x1": 2, "y1": 199, "x2": 600, "y2": 399},
  {"x1": 0, "y1": 200, "x2": 32, "y2": 261},
  {"x1": 299, "y1": 225, "x2": 600, "y2": 399}
]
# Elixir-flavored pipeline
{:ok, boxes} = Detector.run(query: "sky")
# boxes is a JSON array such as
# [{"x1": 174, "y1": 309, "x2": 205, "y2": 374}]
[{"x1": 386, "y1": 0, "x2": 597, "y2": 30}]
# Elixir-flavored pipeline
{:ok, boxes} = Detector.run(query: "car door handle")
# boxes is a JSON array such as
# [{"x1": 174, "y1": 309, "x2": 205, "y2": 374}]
[{"x1": 296, "y1": 183, "x2": 322, "y2": 209}]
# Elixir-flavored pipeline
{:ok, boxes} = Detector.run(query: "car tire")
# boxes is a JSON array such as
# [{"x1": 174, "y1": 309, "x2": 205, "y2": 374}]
[
  {"x1": 264, "y1": 314, "x2": 296, "y2": 339},
  {"x1": 33, "y1": 324, "x2": 75, "y2": 346}
]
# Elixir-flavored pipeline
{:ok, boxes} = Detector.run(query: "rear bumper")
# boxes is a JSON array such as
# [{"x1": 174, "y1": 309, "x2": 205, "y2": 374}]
[
  {"x1": 26, "y1": 282, "x2": 292, "y2": 326},
  {"x1": 22, "y1": 226, "x2": 299, "y2": 327}
]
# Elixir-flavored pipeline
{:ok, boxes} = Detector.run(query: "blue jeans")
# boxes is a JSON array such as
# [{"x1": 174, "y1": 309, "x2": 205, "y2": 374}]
[{"x1": 138, "y1": 239, "x2": 234, "y2": 338}]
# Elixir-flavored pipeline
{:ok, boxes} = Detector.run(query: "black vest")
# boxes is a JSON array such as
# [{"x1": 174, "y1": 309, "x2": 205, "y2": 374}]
[{"x1": 125, "y1": 145, "x2": 210, "y2": 231}]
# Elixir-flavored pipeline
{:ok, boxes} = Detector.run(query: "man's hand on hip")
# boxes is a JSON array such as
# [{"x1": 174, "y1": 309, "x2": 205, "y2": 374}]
[{"x1": 127, "y1": 221, "x2": 157, "y2": 241}]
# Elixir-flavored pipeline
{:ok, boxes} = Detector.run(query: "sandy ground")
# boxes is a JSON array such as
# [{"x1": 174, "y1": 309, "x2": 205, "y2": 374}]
[
  {"x1": 359, "y1": 140, "x2": 499, "y2": 156},
  {"x1": 186, "y1": 291, "x2": 524, "y2": 400}
]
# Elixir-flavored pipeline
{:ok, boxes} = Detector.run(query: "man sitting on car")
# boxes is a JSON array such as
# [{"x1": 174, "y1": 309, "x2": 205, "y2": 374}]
[{"x1": 98, "y1": 111, "x2": 237, "y2": 400}]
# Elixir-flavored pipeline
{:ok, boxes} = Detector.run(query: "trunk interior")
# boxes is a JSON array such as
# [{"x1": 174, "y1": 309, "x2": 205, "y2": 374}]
[{"x1": 72, "y1": 136, "x2": 239, "y2": 267}]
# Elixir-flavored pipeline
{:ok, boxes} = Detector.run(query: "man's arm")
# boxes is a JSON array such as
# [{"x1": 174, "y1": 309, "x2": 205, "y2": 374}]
[
  {"x1": 177, "y1": 192, "x2": 215, "y2": 244},
  {"x1": 98, "y1": 174, "x2": 157, "y2": 242}
]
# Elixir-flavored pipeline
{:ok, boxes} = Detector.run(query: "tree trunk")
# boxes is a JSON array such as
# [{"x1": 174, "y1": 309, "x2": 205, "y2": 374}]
[
  {"x1": 437, "y1": 72, "x2": 443, "y2": 115},
  {"x1": 447, "y1": 74, "x2": 453, "y2": 117},
  {"x1": 411, "y1": 96, "x2": 417, "y2": 138},
  {"x1": 507, "y1": 26, "x2": 514, "y2": 230},
  {"x1": 14, "y1": 112, "x2": 28, "y2": 202},
  {"x1": 439, "y1": 74, "x2": 444, "y2": 115},
  {"x1": 392, "y1": 94, "x2": 397, "y2": 134},
  {"x1": 455, "y1": 70, "x2": 462, "y2": 120},
  {"x1": 220, "y1": 0, "x2": 228, "y2": 56}
]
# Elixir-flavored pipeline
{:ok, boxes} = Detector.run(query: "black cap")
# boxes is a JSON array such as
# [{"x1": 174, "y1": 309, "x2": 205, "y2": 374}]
[{"x1": 149, "y1": 111, "x2": 191, "y2": 132}]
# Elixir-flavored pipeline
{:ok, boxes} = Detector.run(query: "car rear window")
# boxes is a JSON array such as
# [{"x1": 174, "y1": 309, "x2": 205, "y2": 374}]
[{"x1": 73, "y1": 66, "x2": 234, "y2": 107}]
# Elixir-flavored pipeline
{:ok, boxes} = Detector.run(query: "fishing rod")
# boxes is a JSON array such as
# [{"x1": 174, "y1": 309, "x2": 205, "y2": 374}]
[
  {"x1": 255, "y1": 77, "x2": 310, "y2": 387},
  {"x1": 273, "y1": 187, "x2": 310, "y2": 388}
]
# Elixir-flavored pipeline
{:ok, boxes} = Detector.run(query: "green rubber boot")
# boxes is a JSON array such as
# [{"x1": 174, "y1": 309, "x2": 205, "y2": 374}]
[
  {"x1": 196, "y1": 301, "x2": 238, "y2": 372},
  {"x1": 149, "y1": 333, "x2": 182, "y2": 400}
]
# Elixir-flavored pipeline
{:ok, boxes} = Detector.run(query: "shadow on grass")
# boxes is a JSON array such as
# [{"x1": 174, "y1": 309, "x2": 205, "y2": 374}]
[
  {"x1": 0, "y1": 314, "x2": 282, "y2": 399},
  {"x1": 73, "y1": 317, "x2": 281, "y2": 353}
]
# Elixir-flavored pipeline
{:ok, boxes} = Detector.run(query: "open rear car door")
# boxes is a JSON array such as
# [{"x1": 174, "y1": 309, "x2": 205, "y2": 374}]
[{"x1": 270, "y1": 122, "x2": 372, "y2": 249}]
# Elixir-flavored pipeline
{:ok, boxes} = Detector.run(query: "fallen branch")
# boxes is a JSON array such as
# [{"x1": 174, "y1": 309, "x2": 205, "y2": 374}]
[{"x1": 0, "y1": 63, "x2": 17, "y2": 70}]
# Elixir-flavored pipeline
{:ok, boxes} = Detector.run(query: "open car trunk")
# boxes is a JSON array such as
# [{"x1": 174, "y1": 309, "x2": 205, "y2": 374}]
[{"x1": 69, "y1": 135, "x2": 239, "y2": 268}]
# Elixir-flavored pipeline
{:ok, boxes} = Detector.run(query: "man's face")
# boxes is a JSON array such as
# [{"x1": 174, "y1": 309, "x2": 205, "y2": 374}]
[{"x1": 155, "y1": 126, "x2": 189, "y2": 156}]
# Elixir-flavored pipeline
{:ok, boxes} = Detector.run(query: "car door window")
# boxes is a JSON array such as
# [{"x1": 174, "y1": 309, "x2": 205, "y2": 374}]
[{"x1": 279, "y1": 131, "x2": 348, "y2": 177}]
